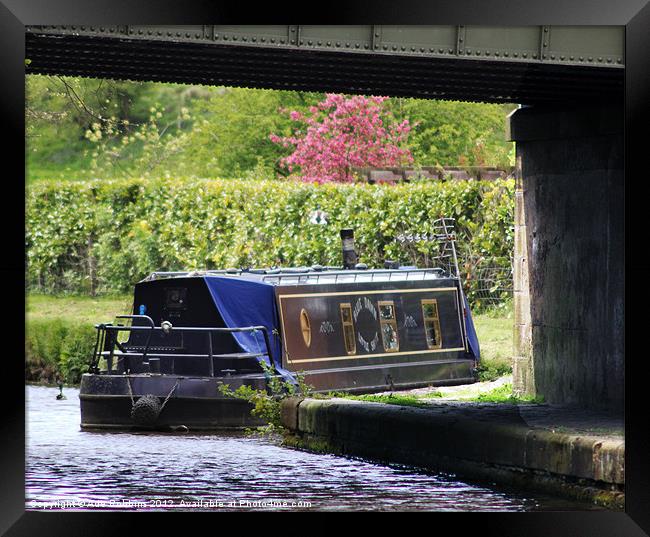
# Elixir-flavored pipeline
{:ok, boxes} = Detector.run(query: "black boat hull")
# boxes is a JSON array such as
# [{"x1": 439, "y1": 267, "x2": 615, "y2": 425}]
[
  {"x1": 79, "y1": 358, "x2": 476, "y2": 431},
  {"x1": 301, "y1": 357, "x2": 476, "y2": 393},
  {"x1": 79, "y1": 373, "x2": 267, "y2": 430}
]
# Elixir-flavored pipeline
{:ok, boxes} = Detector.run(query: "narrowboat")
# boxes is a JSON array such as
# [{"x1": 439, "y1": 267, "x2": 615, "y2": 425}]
[{"x1": 80, "y1": 223, "x2": 481, "y2": 430}]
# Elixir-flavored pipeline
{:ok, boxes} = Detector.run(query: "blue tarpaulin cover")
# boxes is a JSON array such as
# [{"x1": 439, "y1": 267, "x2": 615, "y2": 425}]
[
  {"x1": 203, "y1": 276, "x2": 296, "y2": 382},
  {"x1": 462, "y1": 291, "x2": 481, "y2": 361}
]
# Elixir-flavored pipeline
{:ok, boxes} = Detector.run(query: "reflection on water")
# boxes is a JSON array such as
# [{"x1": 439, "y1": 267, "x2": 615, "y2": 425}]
[{"x1": 26, "y1": 385, "x2": 598, "y2": 511}]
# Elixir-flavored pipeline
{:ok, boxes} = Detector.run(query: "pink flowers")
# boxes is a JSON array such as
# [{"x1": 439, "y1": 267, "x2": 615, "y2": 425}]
[{"x1": 270, "y1": 94, "x2": 413, "y2": 183}]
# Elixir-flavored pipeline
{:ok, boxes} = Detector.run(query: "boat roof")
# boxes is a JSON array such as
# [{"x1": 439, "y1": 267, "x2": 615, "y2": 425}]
[{"x1": 139, "y1": 266, "x2": 455, "y2": 286}]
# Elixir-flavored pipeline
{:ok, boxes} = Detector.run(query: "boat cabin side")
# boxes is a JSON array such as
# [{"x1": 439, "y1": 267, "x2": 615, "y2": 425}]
[
  {"x1": 91, "y1": 270, "x2": 479, "y2": 391},
  {"x1": 274, "y1": 278, "x2": 470, "y2": 370}
]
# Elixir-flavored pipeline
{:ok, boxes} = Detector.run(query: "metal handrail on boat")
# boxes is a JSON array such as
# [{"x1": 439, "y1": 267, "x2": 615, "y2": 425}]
[
  {"x1": 261, "y1": 267, "x2": 446, "y2": 285},
  {"x1": 90, "y1": 315, "x2": 275, "y2": 377},
  {"x1": 140, "y1": 266, "x2": 448, "y2": 284}
]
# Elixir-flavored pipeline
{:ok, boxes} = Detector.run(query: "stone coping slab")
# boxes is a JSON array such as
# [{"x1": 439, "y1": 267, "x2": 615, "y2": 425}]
[{"x1": 281, "y1": 397, "x2": 625, "y2": 503}]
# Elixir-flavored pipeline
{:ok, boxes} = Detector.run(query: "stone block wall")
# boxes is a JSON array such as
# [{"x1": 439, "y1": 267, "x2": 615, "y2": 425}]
[{"x1": 508, "y1": 105, "x2": 624, "y2": 411}]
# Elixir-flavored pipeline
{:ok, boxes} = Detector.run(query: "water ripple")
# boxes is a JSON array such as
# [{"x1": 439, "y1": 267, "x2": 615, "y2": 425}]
[{"x1": 26, "y1": 385, "x2": 596, "y2": 512}]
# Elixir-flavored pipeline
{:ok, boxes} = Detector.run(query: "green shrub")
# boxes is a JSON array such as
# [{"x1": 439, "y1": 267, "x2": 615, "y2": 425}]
[
  {"x1": 59, "y1": 324, "x2": 96, "y2": 383},
  {"x1": 25, "y1": 318, "x2": 96, "y2": 384},
  {"x1": 25, "y1": 319, "x2": 69, "y2": 375},
  {"x1": 476, "y1": 360, "x2": 513, "y2": 382},
  {"x1": 345, "y1": 392, "x2": 441, "y2": 408},
  {"x1": 26, "y1": 177, "x2": 514, "y2": 301},
  {"x1": 25, "y1": 322, "x2": 59, "y2": 384},
  {"x1": 474, "y1": 383, "x2": 543, "y2": 404},
  {"x1": 218, "y1": 361, "x2": 313, "y2": 435}
]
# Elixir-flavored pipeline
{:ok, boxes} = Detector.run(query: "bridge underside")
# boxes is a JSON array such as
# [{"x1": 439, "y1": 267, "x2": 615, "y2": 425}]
[
  {"x1": 26, "y1": 32, "x2": 622, "y2": 105},
  {"x1": 23, "y1": 25, "x2": 625, "y2": 411}
]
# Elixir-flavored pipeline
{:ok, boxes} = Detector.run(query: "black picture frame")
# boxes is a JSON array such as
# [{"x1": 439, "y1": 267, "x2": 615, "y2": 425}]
[{"x1": 4, "y1": 1, "x2": 648, "y2": 534}]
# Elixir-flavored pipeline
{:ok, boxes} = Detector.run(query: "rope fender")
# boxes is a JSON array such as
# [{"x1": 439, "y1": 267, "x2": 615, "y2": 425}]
[{"x1": 128, "y1": 379, "x2": 179, "y2": 427}]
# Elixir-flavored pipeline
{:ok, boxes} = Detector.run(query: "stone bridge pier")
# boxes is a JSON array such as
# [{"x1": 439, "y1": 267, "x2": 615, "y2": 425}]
[{"x1": 507, "y1": 104, "x2": 624, "y2": 412}]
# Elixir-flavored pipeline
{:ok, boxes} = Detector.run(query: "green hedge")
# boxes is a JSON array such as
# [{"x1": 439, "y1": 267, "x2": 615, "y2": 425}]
[
  {"x1": 26, "y1": 319, "x2": 96, "y2": 384},
  {"x1": 26, "y1": 178, "x2": 514, "y2": 302}
]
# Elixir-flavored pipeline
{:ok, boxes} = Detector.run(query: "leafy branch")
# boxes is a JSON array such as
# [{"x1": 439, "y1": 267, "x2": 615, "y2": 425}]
[{"x1": 218, "y1": 361, "x2": 313, "y2": 436}]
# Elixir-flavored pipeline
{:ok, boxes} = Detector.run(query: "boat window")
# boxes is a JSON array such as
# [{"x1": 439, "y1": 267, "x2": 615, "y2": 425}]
[
  {"x1": 300, "y1": 309, "x2": 312, "y2": 347},
  {"x1": 421, "y1": 299, "x2": 443, "y2": 349},
  {"x1": 164, "y1": 287, "x2": 187, "y2": 310},
  {"x1": 339, "y1": 303, "x2": 356, "y2": 355},
  {"x1": 378, "y1": 301, "x2": 399, "y2": 352}
]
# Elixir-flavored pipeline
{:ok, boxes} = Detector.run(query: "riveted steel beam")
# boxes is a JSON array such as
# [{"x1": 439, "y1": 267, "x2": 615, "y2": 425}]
[
  {"x1": 24, "y1": 25, "x2": 624, "y2": 104},
  {"x1": 26, "y1": 25, "x2": 624, "y2": 68}
]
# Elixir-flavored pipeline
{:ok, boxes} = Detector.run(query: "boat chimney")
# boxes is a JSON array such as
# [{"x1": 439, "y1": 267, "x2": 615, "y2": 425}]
[{"x1": 340, "y1": 228, "x2": 358, "y2": 270}]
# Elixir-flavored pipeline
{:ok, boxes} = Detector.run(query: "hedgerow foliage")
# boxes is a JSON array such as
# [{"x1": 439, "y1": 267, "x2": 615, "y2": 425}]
[
  {"x1": 26, "y1": 178, "x2": 514, "y2": 301},
  {"x1": 26, "y1": 320, "x2": 95, "y2": 384}
]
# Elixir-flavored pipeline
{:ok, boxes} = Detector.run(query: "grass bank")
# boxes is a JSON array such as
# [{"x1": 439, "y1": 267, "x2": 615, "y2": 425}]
[
  {"x1": 27, "y1": 294, "x2": 132, "y2": 324},
  {"x1": 340, "y1": 382, "x2": 542, "y2": 408},
  {"x1": 472, "y1": 301, "x2": 513, "y2": 381},
  {"x1": 25, "y1": 294, "x2": 513, "y2": 386},
  {"x1": 26, "y1": 294, "x2": 131, "y2": 384}
]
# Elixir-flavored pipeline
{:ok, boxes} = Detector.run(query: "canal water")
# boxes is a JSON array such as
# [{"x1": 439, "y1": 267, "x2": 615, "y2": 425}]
[{"x1": 26, "y1": 385, "x2": 599, "y2": 512}]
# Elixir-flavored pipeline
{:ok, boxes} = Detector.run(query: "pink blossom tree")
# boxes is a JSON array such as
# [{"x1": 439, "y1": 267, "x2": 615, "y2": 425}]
[{"x1": 270, "y1": 94, "x2": 413, "y2": 183}]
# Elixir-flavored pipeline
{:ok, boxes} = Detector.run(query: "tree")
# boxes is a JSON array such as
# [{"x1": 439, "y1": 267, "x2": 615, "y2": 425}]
[
  {"x1": 25, "y1": 75, "x2": 205, "y2": 180},
  {"x1": 26, "y1": 77, "x2": 516, "y2": 181},
  {"x1": 270, "y1": 93, "x2": 413, "y2": 183},
  {"x1": 386, "y1": 98, "x2": 516, "y2": 168},
  {"x1": 181, "y1": 87, "x2": 324, "y2": 178}
]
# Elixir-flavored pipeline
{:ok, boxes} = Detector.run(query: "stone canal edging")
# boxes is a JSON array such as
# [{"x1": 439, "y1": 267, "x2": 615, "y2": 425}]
[{"x1": 280, "y1": 397, "x2": 624, "y2": 509}]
